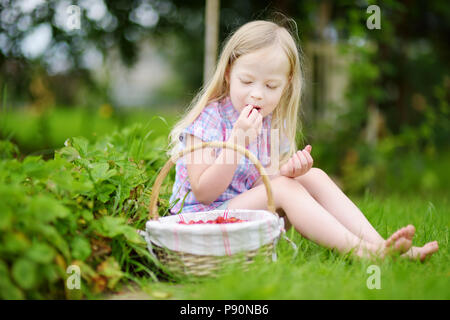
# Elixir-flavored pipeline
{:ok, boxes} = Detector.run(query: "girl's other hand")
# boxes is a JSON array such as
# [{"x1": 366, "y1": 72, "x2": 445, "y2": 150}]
[
  {"x1": 279, "y1": 145, "x2": 313, "y2": 178},
  {"x1": 230, "y1": 104, "x2": 263, "y2": 146}
]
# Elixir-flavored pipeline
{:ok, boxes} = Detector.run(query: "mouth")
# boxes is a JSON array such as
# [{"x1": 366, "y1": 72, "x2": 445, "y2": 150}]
[{"x1": 246, "y1": 104, "x2": 262, "y2": 112}]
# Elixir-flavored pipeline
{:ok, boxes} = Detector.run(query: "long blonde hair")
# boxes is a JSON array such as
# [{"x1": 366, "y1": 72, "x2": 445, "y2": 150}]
[{"x1": 168, "y1": 19, "x2": 304, "y2": 166}]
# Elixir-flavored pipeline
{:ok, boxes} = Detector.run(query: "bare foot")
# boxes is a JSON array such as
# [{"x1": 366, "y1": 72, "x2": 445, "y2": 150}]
[
  {"x1": 384, "y1": 224, "x2": 415, "y2": 247},
  {"x1": 401, "y1": 241, "x2": 439, "y2": 262},
  {"x1": 357, "y1": 225, "x2": 414, "y2": 260},
  {"x1": 379, "y1": 225, "x2": 415, "y2": 258}
]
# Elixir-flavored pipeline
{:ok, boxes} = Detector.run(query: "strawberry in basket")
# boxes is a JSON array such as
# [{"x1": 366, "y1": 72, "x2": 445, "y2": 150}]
[{"x1": 178, "y1": 216, "x2": 247, "y2": 225}]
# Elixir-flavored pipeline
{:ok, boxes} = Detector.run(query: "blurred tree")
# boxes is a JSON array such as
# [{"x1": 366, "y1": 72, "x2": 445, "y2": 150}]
[
  {"x1": 0, "y1": 0, "x2": 448, "y2": 145},
  {"x1": 0, "y1": 0, "x2": 301, "y2": 107},
  {"x1": 203, "y1": 0, "x2": 220, "y2": 84}
]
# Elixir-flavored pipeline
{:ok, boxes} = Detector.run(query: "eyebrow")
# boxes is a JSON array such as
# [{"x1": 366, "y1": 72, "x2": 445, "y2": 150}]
[{"x1": 238, "y1": 72, "x2": 283, "y2": 83}]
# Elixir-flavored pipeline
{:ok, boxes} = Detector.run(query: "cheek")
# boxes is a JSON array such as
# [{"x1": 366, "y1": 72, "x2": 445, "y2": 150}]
[
  {"x1": 230, "y1": 83, "x2": 247, "y2": 99},
  {"x1": 269, "y1": 90, "x2": 283, "y2": 104}
]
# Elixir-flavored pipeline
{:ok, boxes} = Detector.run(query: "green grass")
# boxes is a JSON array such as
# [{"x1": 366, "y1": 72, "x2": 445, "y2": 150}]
[{"x1": 108, "y1": 191, "x2": 449, "y2": 300}]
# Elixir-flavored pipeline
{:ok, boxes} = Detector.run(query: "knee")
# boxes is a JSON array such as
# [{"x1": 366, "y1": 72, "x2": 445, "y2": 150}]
[
  {"x1": 270, "y1": 176, "x2": 310, "y2": 212},
  {"x1": 271, "y1": 176, "x2": 309, "y2": 196},
  {"x1": 299, "y1": 167, "x2": 329, "y2": 182},
  {"x1": 308, "y1": 167, "x2": 327, "y2": 178}
]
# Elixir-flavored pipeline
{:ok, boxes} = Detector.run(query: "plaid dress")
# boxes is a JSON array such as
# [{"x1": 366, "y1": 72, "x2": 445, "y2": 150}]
[{"x1": 169, "y1": 96, "x2": 288, "y2": 214}]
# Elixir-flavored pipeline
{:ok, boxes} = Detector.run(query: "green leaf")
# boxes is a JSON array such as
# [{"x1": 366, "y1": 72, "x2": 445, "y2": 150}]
[
  {"x1": 71, "y1": 236, "x2": 92, "y2": 260},
  {"x1": 0, "y1": 140, "x2": 19, "y2": 159},
  {"x1": 0, "y1": 279, "x2": 24, "y2": 300},
  {"x1": 58, "y1": 146, "x2": 80, "y2": 162},
  {"x1": 122, "y1": 227, "x2": 146, "y2": 244},
  {"x1": 70, "y1": 176, "x2": 94, "y2": 195},
  {"x1": 22, "y1": 156, "x2": 49, "y2": 179},
  {"x1": 12, "y1": 258, "x2": 38, "y2": 290},
  {"x1": 71, "y1": 137, "x2": 89, "y2": 157},
  {"x1": 81, "y1": 210, "x2": 94, "y2": 222},
  {"x1": 90, "y1": 216, "x2": 125, "y2": 238},
  {"x1": 0, "y1": 260, "x2": 24, "y2": 299},
  {"x1": 25, "y1": 242, "x2": 55, "y2": 264},
  {"x1": 40, "y1": 264, "x2": 61, "y2": 284},
  {"x1": 97, "y1": 257, "x2": 124, "y2": 290},
  {"x1": 28, "y1": 195, "x2": 70, "y2": 222},
  {"x1": 90, "y1": 163, "x2": 108, "y2": 182},
  {"x1": 97, "y1": 183, "x2": 116, "y2": 203},
  {"x1": 2, "y1": 232, "x2": 31, "y2": 254},
  {"x1": 90, "y1": 163, "x2": 117, "y2": 183},
  {"x1": 0, "y1": 206, "x2": 13, "y2": 231},
  {"x1": 32, "y1": 225, "x2": 71, "y2": 260}
]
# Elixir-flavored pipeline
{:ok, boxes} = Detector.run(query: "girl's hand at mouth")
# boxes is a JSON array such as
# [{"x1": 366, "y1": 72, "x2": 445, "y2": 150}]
[
  {"x1": 229, "y1": 105, "x2": 263, "y2": 147},
  {"x1": 247, "y1": 104, "x2": 262, "y2": 114},
  {"x1": 280, "y1": 145, "x2": 313, "y2": 178}
]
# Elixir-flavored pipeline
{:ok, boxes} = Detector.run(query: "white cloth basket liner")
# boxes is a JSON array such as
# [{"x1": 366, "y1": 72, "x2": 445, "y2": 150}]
[{"x1": 141, "y1": 209, "x2": 285, "y2": 256}]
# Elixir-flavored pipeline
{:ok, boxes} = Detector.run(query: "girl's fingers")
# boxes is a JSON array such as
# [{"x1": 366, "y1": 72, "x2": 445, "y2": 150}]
[
  {"x1": 296, "y1": 151, "x2": 308, "y2": 175},
  {"x1": 282, "y1": 158, "x2": 290, "y2": 176},
  {"x1": 254, "y1": 113, "x2": 263, "y2": 135},
  {"x1": 281, "y1": 148, "x2": 312, "y2": 177},
  {"x1": 247, "y1": 108, "x2": 258, "y2": 120},
  {"x1": 302, "y1": 150, "x2": 314, "y2": 169},
  {"x1": 291, "y1": 152, "x2": 301, "y2": 176},
  {"x1": 284, "y1": 158, "x2": 294, "y2": 177},
  {"x1": 243, "y1": 105, "x2": 254, "y2": 117},
  {"x1": 281, "y1": 161, "x2": 292, "y2": 176}
]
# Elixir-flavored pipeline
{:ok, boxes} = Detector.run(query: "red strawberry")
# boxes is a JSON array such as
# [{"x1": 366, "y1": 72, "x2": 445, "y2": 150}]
[{"x1": 216, "y1": 216, "x2": 225, "y2": 223}]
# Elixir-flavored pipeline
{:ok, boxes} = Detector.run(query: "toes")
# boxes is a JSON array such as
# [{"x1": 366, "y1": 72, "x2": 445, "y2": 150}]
[
  {"x1": 394, "y1": 238, "x2": 412, "y2": 254},
  {"x1": 419, "y1": 242, "x2": 439, "y2": 262},
  {"x1": 429, "y1": 241, "x2": 439, "y2": 251},
  {"x1": 405, "y1": 225, "x2": 416, "y2": 240},
  {"x1": 386, "y1": 226, "x2": 408, "y2": 246},
  {"x1": 424, "y1": 241, "x2": 439, "y2": 250},
  {"x1": 388, "y1": 225, "x2": 416, "y2": 244}
]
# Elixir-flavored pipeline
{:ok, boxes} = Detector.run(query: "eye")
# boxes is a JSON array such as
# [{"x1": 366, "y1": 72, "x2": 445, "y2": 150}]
[
  {"x1": 240, "y1": 79, "x2": 252, "y2": 85},
  {"x1": 266, "y1": 84, "x2": 278, "y2": 90}
]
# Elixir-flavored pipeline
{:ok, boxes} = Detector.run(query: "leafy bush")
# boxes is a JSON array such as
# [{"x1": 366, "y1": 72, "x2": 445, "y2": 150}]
[{"x1": 0, "y1": 123, "x2": 174, "y2": 299}]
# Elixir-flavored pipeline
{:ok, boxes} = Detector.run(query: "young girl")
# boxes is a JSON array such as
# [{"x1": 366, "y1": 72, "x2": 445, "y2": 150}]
[{"x1": 167, "y1": 19, "x2": 438, "y2": 261}]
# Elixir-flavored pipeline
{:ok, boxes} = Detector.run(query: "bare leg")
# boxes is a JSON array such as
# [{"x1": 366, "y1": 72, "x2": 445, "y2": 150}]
[
  {"x1": 294, "y1": 168, "x2": 390, "y2": 244},
  {"x1": 227, "y1": 176, "x2": 412, "y2": 260},
  {"x1": 294, "y1": 168, "x2": 438, "y2": 260}
]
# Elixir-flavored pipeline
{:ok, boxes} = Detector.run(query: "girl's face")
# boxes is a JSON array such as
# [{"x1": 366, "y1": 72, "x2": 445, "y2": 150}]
[{"x1": 227, "y1": 45, "x2": 291, "y2": 117}]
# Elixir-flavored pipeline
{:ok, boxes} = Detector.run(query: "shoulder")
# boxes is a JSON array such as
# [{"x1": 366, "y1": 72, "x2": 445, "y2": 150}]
[
  {"x1": 199, "y1": 100, "x2": 222, "y2": 122},
  {"x1": 181, "y1": 100, "x2": 224, "y2": 142},
  {"x1": 191, "y1": 100, "x2": 224, "y2": 130}
]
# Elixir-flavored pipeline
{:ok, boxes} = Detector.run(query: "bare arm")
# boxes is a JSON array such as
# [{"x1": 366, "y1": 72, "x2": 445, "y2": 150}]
[{"x1": 185, "y1": 134, "x2": 245, "y2": 204}]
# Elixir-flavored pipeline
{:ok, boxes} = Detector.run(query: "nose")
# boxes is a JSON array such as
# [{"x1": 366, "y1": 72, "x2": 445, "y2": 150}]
[{"x1": 250, "y1": 86, "x2": 263, "y2": 101}]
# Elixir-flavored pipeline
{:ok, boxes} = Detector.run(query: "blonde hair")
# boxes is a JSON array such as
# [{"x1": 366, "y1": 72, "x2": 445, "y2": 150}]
[{"x1": 168, "y1": 19, "x2": 304, "y2": 166}]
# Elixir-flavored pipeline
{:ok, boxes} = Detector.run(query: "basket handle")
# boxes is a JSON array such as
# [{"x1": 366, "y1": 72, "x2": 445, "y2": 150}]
[{"x1": 148, "y1": 141, "x2": 276, "y2": 219}]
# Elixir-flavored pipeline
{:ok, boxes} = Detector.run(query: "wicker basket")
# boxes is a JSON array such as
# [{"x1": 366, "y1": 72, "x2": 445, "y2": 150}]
[{"x1": 144, "y1": 141, "x2": 280, "y2": 279}]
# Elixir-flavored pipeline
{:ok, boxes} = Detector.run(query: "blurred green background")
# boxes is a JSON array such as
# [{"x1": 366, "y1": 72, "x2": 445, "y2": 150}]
[{"x1": 0, "y1": 0, "x2": 449, "y2": 197}]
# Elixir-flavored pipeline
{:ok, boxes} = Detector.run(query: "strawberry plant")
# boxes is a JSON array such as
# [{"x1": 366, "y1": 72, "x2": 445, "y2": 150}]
[{"x1": 0, "y1": 123, "x2": 175, "y2": 299}]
